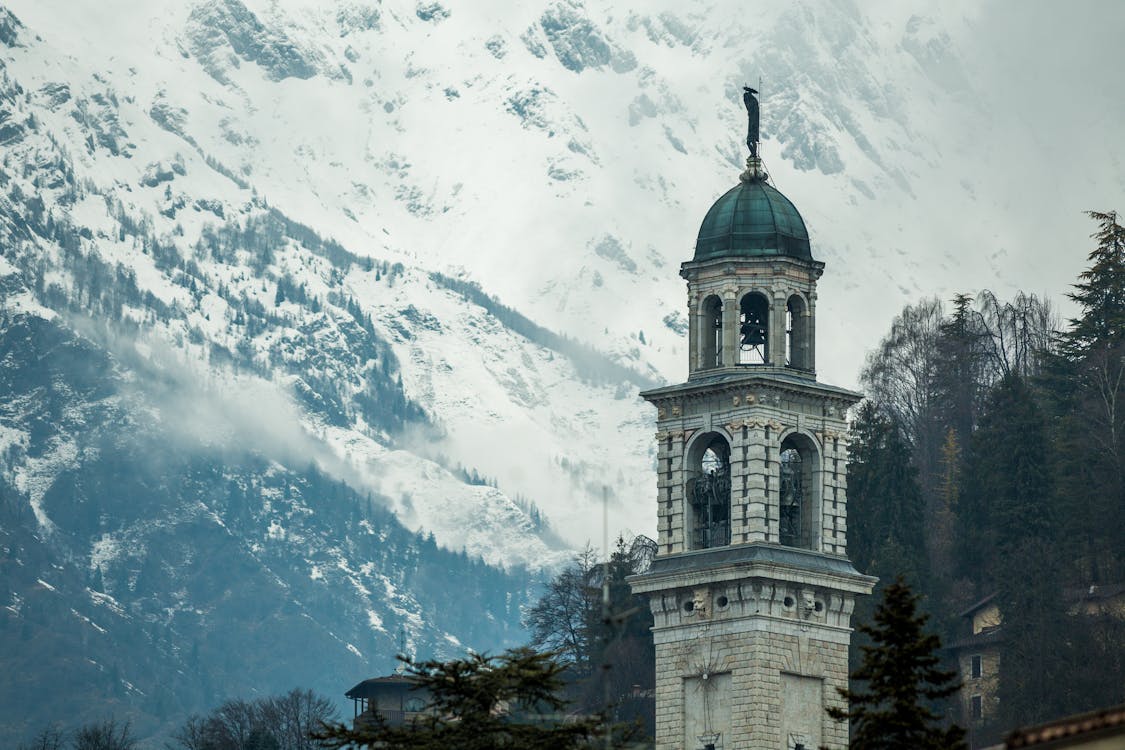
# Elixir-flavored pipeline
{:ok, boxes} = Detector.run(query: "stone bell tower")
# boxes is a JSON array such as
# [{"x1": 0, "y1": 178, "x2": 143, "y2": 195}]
[{"x1": 629, "y1": 91, "x2": 874, "y2": 750}]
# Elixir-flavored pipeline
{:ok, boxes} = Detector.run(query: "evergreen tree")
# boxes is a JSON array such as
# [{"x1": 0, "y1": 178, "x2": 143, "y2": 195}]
[
  {"x1": 1065, "y1": 210, "x2": 1125, "y2": 350},
  {"x1": 955, "y1": 375, "x2": 1052, "y2": 584},
  {"x1": 959, "y1": 375, "x2": 1075, "y2": 730},
  {"x1": 1045, "y1": 209, "x2": 1125, "y2": 583},
  {"x1": 846, "y1": 402, "x2": 930, "y2": 672},
  {"x1": 829, "y1": 578, "x2": 965, "y2": 750},
  {"x1": 847, "y1": 402, "x2": 927, "y2": 585},
  {"x1": 932, "y1": 293, "x2": 988, "y2": 448},
  {"x1": 314, "y1": 648, "x2": 633, "y2": 749},
  {"x1": 929, "y1": 428, "x2": 960, "y2": 604}
]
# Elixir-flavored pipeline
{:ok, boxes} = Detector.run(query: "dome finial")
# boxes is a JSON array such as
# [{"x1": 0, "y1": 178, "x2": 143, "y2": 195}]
[{"x1": 740, "y1": 84, "x2": 768, "y2": 183}]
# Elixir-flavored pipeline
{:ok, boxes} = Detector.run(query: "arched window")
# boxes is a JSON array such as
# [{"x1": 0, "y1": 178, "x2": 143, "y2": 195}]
[
  {"x1": 779, "y1": 433, "x2": 819, "y2": 550},
  {"x1": 686, "y1": 433, "x2": 731, "y2": 550},
  {"x1": 739, "y1": 293, "x2": 770, "y2": 365},
  {"x1": 786, "y1": 294, "x2": 810, "y2": 370},
  {"x1": 701, "y1": 296, "x2": 723, "y2": 369}
]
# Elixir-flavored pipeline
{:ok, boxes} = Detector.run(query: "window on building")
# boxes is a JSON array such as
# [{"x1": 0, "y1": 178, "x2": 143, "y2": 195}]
[
  {"x1": 971, "y1": 654, "x2": 982, "y2": 679},
  {"x1": 971, "y1": 695, "x2": 983, "y2": 720}
]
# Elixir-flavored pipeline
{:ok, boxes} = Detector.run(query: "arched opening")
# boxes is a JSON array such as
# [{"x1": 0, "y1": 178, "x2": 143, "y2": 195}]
[
  {"x1": 700, "y1": 296, "x2": 724, "y2": 369},
  {"x1": 739, "y1": 293, "x2": 770, "y2": 365},
  {"x1": 786, "y1": 294, "x2": 810, "y2": 370},
  {"x1": 779, "y1": 433, "x2": 819, "y2": 550},
  {"x1": 686, "y1": 433, "x2": 731, "y2": 550}
]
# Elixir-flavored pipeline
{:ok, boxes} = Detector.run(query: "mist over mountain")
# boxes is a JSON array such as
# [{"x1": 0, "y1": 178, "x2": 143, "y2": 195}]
[{"x1": 1, "y1": 0, "x2": 1122, "y2": 744}]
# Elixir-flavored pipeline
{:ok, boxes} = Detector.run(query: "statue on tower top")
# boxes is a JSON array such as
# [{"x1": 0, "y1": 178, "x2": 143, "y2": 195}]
[{"x1": 743, "y1": 86, "x2": 760, "y2": 157}]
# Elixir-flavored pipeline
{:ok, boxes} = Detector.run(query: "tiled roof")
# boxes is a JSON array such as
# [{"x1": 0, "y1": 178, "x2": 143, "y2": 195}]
[{"x1": 1007, "y1": 703, "x2": 1125, "y2": 747}]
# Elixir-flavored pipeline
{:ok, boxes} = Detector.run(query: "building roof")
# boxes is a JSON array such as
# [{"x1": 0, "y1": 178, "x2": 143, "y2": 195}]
[
  {"x1": 694, "y1": 176, "x2": 812, "y2": 262},
  {"x1": 948, "y1": 625, "x2": 1004, "y2": 651},
  {"x1": 346, "y1": 674, "x2": 418, "y2": 699},
  {"x1": 959, "y1": 592, "x2": 999, "y2": 619},
  {"x1": 1067, "y1": 583, "x2": 1125, "y2": 603},
  {"x1": 629, "y1": 542, "x2": 875, "y2": 597},
  {"x1": 640, "y1": 369, "x2": 862, "y2": 404},
  {"x1": 1006, "y1": 703, "x2": 1125, "y2": 748}
]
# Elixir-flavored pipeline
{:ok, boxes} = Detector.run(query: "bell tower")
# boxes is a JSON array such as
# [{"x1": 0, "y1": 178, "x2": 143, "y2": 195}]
[{"x1": 629, "y1": 90, "x2": 874, "y2": 750}]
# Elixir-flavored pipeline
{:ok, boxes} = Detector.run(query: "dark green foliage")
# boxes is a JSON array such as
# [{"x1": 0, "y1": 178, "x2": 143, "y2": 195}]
[
  {"x1": 315, "y1": 649, "x2": 634, "y2": 749},
  {"x1": 956, "y1": 375, "x2": 1052, "y2": 582},
  {"x1": 1065, "y1": 210, "x2": 1125, "y2": 350},
  {"x1": 931, "y1": 293, "x2": 989, "y2": 446},
  {"x1": 846, "y1": 402, "x2": 929, "y2": 672},
  {"x1": 850, "y1": 210, "x2": 1125, "y2": 739},
  {"x1": 1044, "y1": 210, "x2": 1125, "y2": 584},
  {"x1": 958, "y1": 378, "x2": 1059, "y2": 730},
  {"x1": 829, "y1": 578, "x2": 965, "y2": 750},
  {"x1": 847, "y1": 402, "x2": 927, "y2": 584},
  {"x1": 993, "y1": 540, "x2": 1071, "y2": 728}
]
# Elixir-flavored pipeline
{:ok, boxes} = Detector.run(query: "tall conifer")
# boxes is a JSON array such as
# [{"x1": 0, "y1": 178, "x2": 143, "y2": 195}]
[
  {"x1": 829, "y1": 577, "x2": 964, "y2": 750},
  {"x1": 1047, "y1": 210, "x2": 1125, "y2": 582},
  {"x1": 1066, "y1": 211, "x2": 1125, "y2": 351}
]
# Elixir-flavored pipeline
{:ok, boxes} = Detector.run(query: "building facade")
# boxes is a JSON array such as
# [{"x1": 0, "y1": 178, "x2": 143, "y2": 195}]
[
  {"x1": 950, "y1": 594, "x2": 1003, "y2": 739},
  {"x1": 628, "y1": 138, "x2": 875, "y2": 750}
]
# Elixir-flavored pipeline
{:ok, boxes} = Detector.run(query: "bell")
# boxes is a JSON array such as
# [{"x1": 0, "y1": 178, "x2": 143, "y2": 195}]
[{"x1": 741, "y1": 323, "x2": 766, "y2": 346}]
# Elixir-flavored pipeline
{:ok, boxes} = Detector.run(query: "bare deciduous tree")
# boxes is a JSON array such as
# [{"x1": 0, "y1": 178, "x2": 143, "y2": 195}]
[
  {"x1": 169, "y1": 689, "x2": 338, "y2": 750},
  {"x1": 72, "y1": 719, "x2": 136, "y2": 750}
]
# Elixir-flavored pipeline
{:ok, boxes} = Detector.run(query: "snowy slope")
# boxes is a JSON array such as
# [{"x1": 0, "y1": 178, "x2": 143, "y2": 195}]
[{"x1": 2, "y1": 0, "x2": 1122, "y2": 577}]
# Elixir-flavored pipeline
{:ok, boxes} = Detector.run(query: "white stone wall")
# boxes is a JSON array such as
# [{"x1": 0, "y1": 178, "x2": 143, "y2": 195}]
[
  {"x1": 640, "y1": 574, "x2": 862, "y2": 750},
  {"x1": 652, "y1": 623, "x2": 850, "y2": 749}
]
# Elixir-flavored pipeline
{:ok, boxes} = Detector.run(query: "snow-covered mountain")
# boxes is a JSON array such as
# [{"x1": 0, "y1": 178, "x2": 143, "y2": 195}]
[
  {"x1": 1, "y1": 0, "x2": 1122, "y2": 743},
  {"x1": 4, "y1": 0, "x2": 1122, "y2": 547}
]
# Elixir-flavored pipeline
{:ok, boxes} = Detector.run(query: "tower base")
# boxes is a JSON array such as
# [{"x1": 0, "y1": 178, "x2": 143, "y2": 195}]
[{"x1": 629, "y1": 545, "x2": 875, "y2": 750}]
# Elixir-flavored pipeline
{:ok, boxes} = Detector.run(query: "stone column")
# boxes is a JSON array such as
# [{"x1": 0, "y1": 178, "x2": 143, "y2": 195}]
[
  {"x1": 722, "y1": 289, "x2": 739, "y2": 367},
  {"x1": 688, "y1": 302, "x2": 699, "y2": 373},
  {"x1": 770, "y1": 290, "x2": 787, "y2": 365},
  {"x1": 807, "y1": 292, "x2": 817, "y2": 373},
  {"x1": 667, "y1": 432, "x2": 686, "y2": 554},
  {"x1": 742, "y1": 422, "x2": 769, "y2": 543},
  {"x1": 764, "y1": 424, "x2": 779, "y2": 543}
]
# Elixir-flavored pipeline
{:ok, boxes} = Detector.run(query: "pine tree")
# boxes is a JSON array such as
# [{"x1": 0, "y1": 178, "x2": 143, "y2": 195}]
[
  {"x1": 829, "y1": 578, "x2": 965, "y2": 750},
  {"x1": 846, "y1": 402, "x2": 927, "y2": 584},
  {"x1": 1066, "y1": 210, "x2": 1125, "y2": 351},
  {"x1": 1045, "y1": 209, "x2": 1125, "y2": 583},
  {"x1": 955, "y1": 374, "x2": 1052, "y2": 584},
  {"x1": 932, "y1": 293, "x2": 988, "y2": 446}
]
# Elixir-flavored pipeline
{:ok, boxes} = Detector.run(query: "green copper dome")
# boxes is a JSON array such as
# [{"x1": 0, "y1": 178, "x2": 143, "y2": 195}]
[{"x1": 694, "y1": 177, "x2": 812, "y2": 262}]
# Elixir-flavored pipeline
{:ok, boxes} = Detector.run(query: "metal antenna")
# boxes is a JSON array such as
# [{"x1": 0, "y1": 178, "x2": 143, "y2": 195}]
[
  {"x1": 395, "y1": 626, "x2": 408, "y2": 674},
  {"x1": 602, "y1": 485, "x2": 612, "y2": 750},
  {"x1": 758, "y1": 75, "x2": 763, "y2": 157}
]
